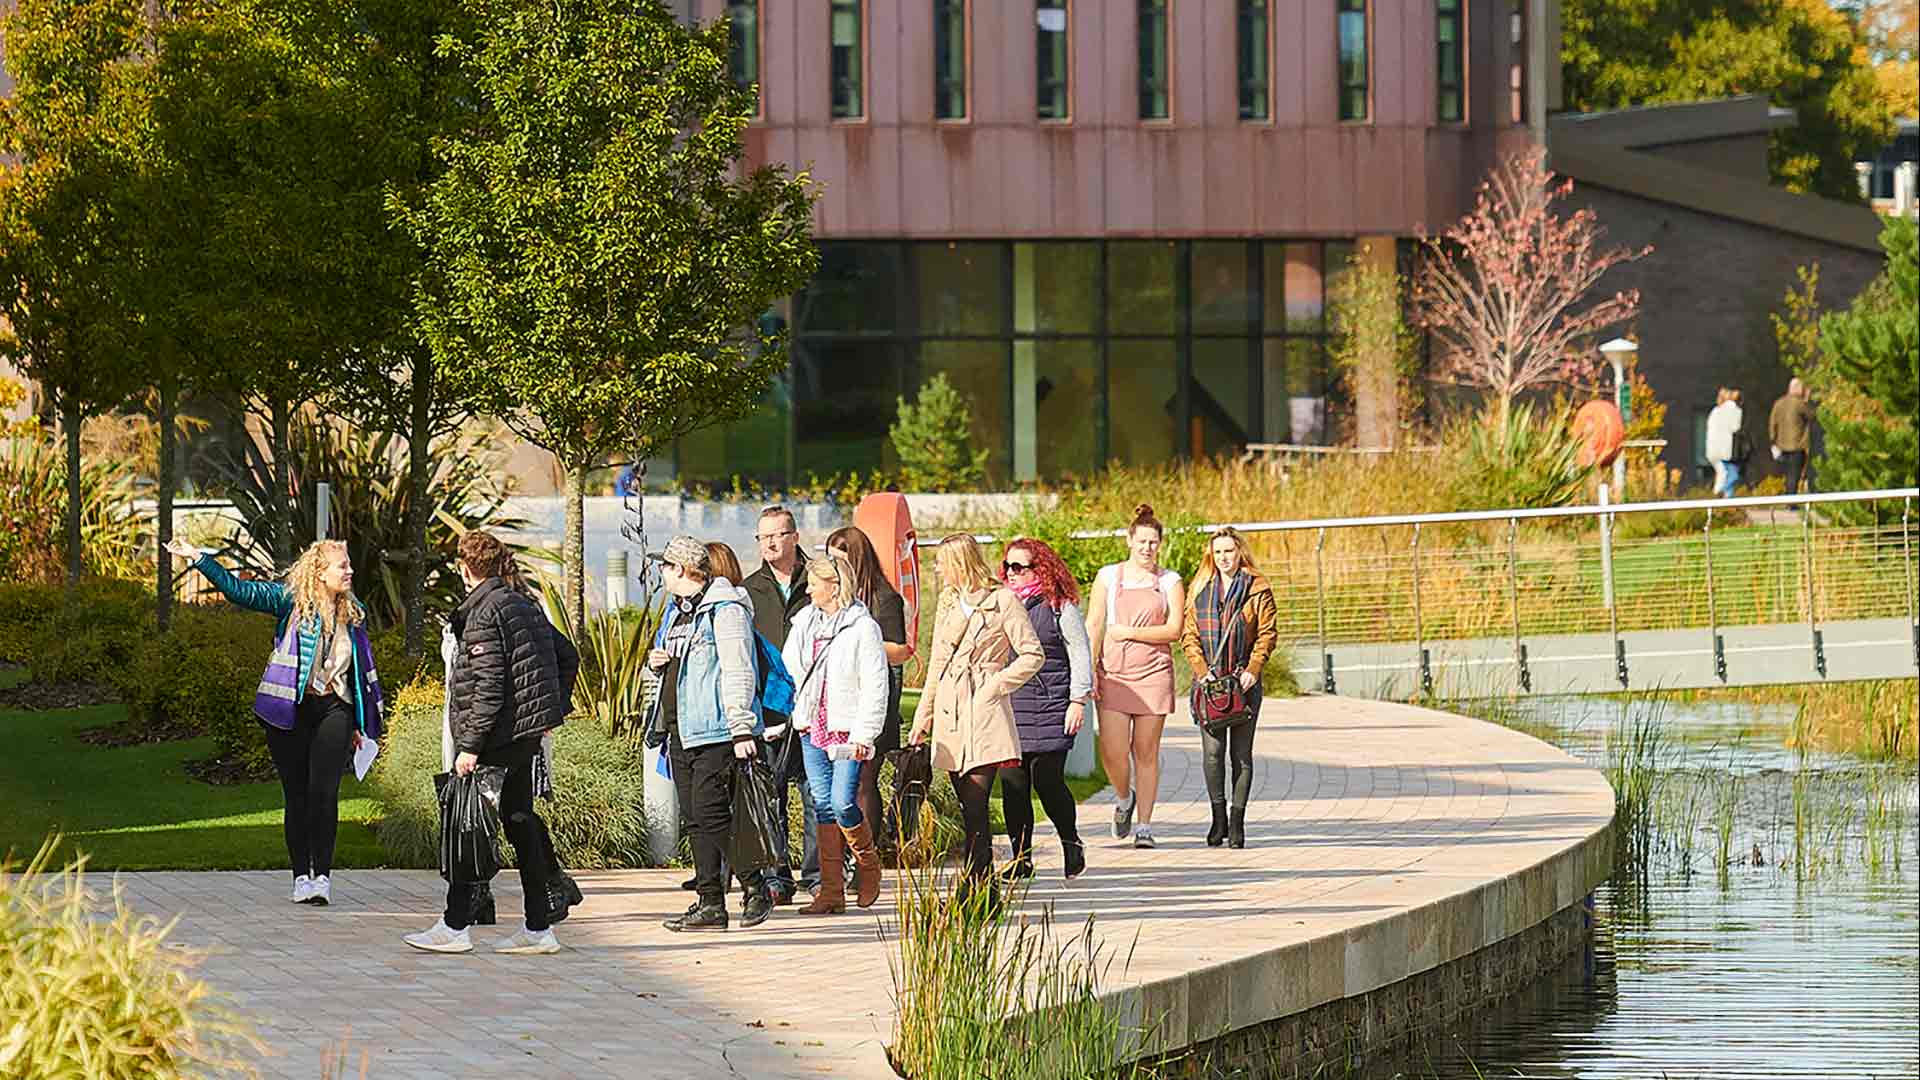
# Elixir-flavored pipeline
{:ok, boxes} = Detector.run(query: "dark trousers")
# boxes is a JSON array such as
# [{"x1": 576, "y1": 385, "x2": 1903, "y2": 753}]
[
  {"x1": 1780, "y1": 450, "x2": 1809, "y2": 495},
  {"x1": 669, "y1": 726, "x2": 764, "y2": 899},
  {"x1": 1199, "y1": 719, "x2": 1258, "y2": 809},
  {"x1": 687, "y1": 739, "x2": 750, "y2": 906},
  {"x1": 263, "y1": 693, "x2": 354, "y2": 879},
  {"x1": 999, "y1": 749, "x2": 1078, "y2": 867},
  {"x1": 445, "y1": 738, "x2": 557, "y2": 931},
  {"x1": 949, "y1": 765, "x2": 999, "y2": 881}
]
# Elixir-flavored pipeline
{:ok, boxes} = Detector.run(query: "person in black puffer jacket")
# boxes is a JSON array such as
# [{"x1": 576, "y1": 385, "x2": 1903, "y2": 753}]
[{"x1": 406, "y1": 531, "x2": 580, "y2": 956}]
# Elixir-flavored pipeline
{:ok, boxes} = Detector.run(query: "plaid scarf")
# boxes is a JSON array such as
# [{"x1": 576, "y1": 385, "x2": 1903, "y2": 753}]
[{"x1": 1193, "y1": 572, "x2": 1252, "y2": 676}]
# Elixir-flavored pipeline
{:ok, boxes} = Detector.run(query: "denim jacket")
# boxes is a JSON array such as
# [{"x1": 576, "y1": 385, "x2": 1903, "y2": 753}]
[{"x1": 656, "y1": 578, "x2": 762, "y2": 750}]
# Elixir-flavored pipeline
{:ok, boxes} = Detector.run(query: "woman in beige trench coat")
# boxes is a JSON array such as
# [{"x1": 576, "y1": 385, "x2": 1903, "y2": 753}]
[{"x1": 911, "y1": 534, "x2": 1045, "y2": 895}]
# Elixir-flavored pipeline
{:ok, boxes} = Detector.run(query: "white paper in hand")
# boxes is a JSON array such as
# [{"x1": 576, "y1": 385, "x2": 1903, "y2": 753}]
[{"x1": 352, "y1": 738, "x2": 379, "y2": 781}]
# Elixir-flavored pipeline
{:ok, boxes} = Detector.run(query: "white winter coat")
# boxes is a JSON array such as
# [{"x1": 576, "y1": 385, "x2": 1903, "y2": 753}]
[
  {"x1": 781, "y1": 601, "x2": 889, "y2": 748},
  {"x1": 1705, "y1": 401, "x2": 1743, "y2": 462}
]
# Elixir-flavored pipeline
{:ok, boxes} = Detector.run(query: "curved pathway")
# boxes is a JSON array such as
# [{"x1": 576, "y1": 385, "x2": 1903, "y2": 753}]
[{"x1": 112, "y1": 697, "x2": 1613, "y2": 1079}]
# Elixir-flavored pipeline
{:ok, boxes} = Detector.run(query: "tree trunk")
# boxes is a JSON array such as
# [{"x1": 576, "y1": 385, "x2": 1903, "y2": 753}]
[
  {"x1": 565, "y1": 460, "x2": 587, "y2": 634},
  {"x1": 270, "y1": 394, "x2": 291, "y2": 567},
  {"x1": 404, "y1": 357, "x2": 432, "y2": 657},
  {"x1": 156, "y1": 377, "x2": 176, "y2": 630},
  {"x1": 62, "y1": 401, "x2": 82, "y2": 590}
]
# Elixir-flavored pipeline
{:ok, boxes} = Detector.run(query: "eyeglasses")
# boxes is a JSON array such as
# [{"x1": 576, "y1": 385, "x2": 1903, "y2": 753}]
[
  {"x1": 756, "y1": 529, "x2": 796, "y2": 543},
  {"x1": 1002, "y1": 561, "x2": 1033, "y2": 575}
]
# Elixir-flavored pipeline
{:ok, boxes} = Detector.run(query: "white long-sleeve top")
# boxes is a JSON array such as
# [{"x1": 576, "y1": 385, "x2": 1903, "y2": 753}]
[
  {"x1": 781, "y1": 601, "x2": 889, "y2": 747},
  {"x1": 1058, "y1": 599, "x2": 1094, "y2": 703},
  {"x1": 1705, "y1": 401, "x2": 1743, "y2": 462}
]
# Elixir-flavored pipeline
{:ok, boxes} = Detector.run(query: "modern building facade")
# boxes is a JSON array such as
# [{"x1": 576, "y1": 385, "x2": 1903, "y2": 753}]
[{"x1": 674, "y1": 0, "x2": 1556, "y2": 487}]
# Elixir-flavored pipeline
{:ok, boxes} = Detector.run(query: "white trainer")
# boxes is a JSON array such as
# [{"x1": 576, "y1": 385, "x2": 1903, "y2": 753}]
[
  {"x1": 495, "y1": 925, "x2": 561, "y2": 955},
  {"x1": 403, "y1": 919, "x2": 472, "y2": 954},
  {"x1": 301, "y1": 875, "x2": 331, "y2": 906},
  {"x1": 290, "y1": 875, "x2": 313, "y2": 903},
  {"x1": 1132, "y1": 825, "x2": 1156, "y2": 849}
]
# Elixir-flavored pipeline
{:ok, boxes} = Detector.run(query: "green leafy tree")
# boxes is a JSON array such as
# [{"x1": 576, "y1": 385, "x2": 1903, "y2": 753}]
[
  {"x1": 1562, "y1": 0, "x2": 1894, "y2": 201},
  {"x1": 1814, "y1": 217, "x2": 1917, "y2": 519},
  {"x1": 398, "y1": 0, "x2": 818, "y2": 630},
  {"x1": 890, "y1": 373, "x2": 988, "y2": 493}
]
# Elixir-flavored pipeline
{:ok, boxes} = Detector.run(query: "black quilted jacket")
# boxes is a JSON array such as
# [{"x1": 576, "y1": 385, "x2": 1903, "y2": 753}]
[{"x1": 448, "y1": 577, "x2": 580, "y2": 755}]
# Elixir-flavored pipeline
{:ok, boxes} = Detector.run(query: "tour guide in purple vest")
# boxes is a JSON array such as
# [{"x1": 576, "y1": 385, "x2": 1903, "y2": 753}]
[{"x1": 168, "y1": 537, "x2": 385, "y2": 907}]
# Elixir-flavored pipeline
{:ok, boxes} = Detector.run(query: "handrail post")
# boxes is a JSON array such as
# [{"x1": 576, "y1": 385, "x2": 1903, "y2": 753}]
[
  {"x1": 1315, "y1": 527, "x2": 1335, "y2": 694},
  {"x1": 1411, "y1": 523, "x2": 1431, "y2": 698},
  {"x1": 1804, "y1": 503, "x2": 1826, "y2": 678},
  {"x1": 1507, "y1": 518, "x2": 1530, "y2": 693},
  {"x1": 1600, "y1": 483, "x2": 1627, "y2": 687},
  {"x1": 1906, "y1": 497, "x2": 1917, "y2": 672},
  {"x1": 1704, "y1": 507, "x2": 1725, "y2": 682}
]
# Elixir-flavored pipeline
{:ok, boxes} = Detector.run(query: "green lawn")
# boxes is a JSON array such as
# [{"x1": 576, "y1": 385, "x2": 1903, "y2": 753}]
[{"x1": 0, "y1": 703, "x2": 388, "y2": 872}]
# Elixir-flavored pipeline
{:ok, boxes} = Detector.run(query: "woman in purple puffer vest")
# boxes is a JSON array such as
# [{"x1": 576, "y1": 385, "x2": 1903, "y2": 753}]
[{"x1": 997, "y1": 538, "x2": 1093, "y2": 881}]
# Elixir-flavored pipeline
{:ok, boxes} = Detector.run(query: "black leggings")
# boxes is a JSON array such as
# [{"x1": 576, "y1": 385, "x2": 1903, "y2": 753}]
[
  {"x1": 263, "y1": 693, "x2": 355, "y2": 879},
  {"x1": 999, "y1": 750, "x2": 1079, "y2": 865},
  {"x1": 949, "y1": 765, "x2": 999, "y2": 881},
  {"x1": 1199, "y1": 719, "x2": 1258, "y2": 809},
  {"x1": 446, "y1": 738, "x2": 558, "y2": 931}
]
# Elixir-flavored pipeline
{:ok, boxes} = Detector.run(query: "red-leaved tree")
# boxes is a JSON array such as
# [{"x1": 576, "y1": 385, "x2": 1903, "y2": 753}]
[{"x1": 1413, "y1": 147, "x2": 1651, "y2": 429}]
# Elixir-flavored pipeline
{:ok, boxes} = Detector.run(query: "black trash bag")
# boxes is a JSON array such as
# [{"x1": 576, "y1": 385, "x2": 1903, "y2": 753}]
[
  {"x1": 890, "y1": 743, "x2": 933, "y2": 848},
  {"x1": 728, "y1": 756, "x2": 783, "y2": 876},
  {"x1": 435, "y1": 766, "x2": 508, "y2": 884}
]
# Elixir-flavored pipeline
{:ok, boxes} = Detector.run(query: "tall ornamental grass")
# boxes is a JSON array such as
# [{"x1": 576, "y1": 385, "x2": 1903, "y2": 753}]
[{"x1": 0, "y1": 840, "x2": 261, "y2": 1079}]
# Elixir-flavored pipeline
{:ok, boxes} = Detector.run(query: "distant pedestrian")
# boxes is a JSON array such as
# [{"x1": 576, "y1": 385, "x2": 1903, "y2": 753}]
[
  {"x1": 742, "y1": 506, "x2": 820, "y2": 904},
  {"x1": 649, "y1": 535, "x2": 769, "y2": 933},
  {"x1": 1086, "y1": 504, "x2": 1185, "y2": 849},
  {"x1": 1179, "y1": 528, "x2": 1277, "y2": 850},
  {"x1": 910, "y1": 534, "x2": 1044, "y2": 906},
  {"x1": 781, "y1": 553, "x2": 889, "y2": 914},
  {"x1": 166, "y1": 537, "x2": 384, "y2": 907},
  {"x1": 823, "y1": 526, "x2": 914, "y2": 853},
  {"x1": 406, "y1": 530, "x2": 579, "y2": 955},
  {"x1": 996, "y1": 537, "x2": 1091, "y2": 881},
  {"x1": 1706, "y1": 388, "x2": 1746, "y2": 498},
  {"x1": 1769, "y1": 378, "x2": 1816, "y2": 495}
]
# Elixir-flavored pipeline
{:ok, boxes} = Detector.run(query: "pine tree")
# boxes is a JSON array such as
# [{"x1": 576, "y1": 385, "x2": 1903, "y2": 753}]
[
  {"x1": 890, "y1": 373, "x2": 988, "y2": 493},
  {"x1": 1814, "y1": 217, "x2": 1917, "y2": 522}
]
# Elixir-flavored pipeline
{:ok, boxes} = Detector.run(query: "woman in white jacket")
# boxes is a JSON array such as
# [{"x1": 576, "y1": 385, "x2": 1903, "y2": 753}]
[
  {"x1": 779, "y1": 552, "x2": 889, "y2": 914},
  {"x1": 1705, "y1": 387, "x2": 1745, "y2": 497}
]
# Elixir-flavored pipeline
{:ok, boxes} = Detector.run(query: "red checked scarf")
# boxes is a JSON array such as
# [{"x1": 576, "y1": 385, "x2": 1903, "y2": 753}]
[{"x1": 1193, "y1": 571, "x2": 1252, "y2": 675}]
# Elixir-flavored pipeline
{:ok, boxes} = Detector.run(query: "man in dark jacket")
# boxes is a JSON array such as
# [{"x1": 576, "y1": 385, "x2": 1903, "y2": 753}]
[
  {"x1": 407, "y1": 531, "x2": 579, "y2": 956},
  {"x1": 742, "y1": 505, "x2": 818, "y2": 901}
]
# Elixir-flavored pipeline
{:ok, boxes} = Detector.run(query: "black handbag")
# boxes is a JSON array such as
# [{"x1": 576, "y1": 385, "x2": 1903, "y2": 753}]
[{"x1": 435, "y1": 765, "x2": 508, "y2": 884}]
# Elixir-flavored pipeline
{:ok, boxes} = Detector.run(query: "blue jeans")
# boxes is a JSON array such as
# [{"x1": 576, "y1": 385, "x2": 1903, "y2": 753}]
[
  {"x1": 802, "y1": 736, "x2": 866, "y2": 829},
  {"x1": 1715, "y1": 459, "x2": 1741, "y2": 497}
]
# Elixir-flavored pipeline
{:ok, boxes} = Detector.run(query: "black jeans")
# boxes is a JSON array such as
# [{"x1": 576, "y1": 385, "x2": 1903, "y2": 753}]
[
  {"x1": 999, "y1": 749, "x2": 1078, "y2": 866},
  {"x1": 1780, "y1": 449, "x2": 1809, "y2": 495},
  {"x1": 686, "y1": 739, "x2": 747, "y2": 907},
  {"x1": 669, "y1": 725, "x2": 765, "y2": 899},
  {"x1": 263, "y1": 693, "x2": 355, "y2": 879},
  {"x1": 445, "y1": 738, "x2": 557, "y2": 932},
  {"x1": 949, "y1": 765, "x2": 999, "y2": 882},
  {"x1": 1199, "y1": 719, "x2": 1258, "y2": 809}
]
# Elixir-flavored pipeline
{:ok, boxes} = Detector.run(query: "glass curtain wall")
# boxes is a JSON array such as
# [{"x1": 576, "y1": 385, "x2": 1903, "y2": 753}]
[{"x1": 676, "y1": 241, "x2": 1347, "y2": 488}]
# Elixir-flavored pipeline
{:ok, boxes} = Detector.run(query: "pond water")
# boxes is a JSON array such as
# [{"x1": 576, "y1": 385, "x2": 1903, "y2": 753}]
[{"x1": 1371, "y1": 695, "x2": 1920, "y2": 1080}]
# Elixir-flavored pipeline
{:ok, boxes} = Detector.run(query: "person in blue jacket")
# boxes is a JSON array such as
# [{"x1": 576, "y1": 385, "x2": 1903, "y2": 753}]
[{"x1": 168, "y1": 537, "x2": 384, "y2": 906}]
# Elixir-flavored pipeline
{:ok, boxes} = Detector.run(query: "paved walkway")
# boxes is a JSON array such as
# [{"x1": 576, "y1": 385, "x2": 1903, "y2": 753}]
[{"x1": 111, "y1": 697, "x2": 1614, "y2": 1079}]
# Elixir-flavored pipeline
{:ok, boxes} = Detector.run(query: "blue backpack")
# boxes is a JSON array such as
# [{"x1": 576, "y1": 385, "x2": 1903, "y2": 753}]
[{"x1": 653, "y1": 600, "x2": 794, "y2": 719}]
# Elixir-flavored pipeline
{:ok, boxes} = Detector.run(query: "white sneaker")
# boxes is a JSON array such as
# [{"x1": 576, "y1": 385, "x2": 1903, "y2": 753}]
[
  {"x1": 301, "y1": 875, "x2": 331, "y2": 905},
  {"x1": 1132, "y1": 826, "x2": 1156, "y2": 849},
  {"x1": 403, "y1": 919, "x2": 472, "y2": 954},
  {"x1": 290, "y1": 875, "x2": 313, "y2": 903},
  {"x1": 495, "y1": 925, "x2": 561, "y2": 955},
  {"x1": 1112, "y1": 793, "x2": 1136, "y2": 839}
]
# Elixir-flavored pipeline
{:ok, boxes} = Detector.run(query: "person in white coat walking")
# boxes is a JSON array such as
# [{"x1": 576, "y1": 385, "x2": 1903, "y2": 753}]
[{"x1": 1705, "y1": 387, "x2": 1746, "y2": 498}]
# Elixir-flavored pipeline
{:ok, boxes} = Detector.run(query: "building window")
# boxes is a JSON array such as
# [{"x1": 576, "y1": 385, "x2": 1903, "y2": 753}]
[
  {"x1": 1037, "y1": 2, "x2": 1071, "y2": 120},
  {"x1": 726, "y1": 2, "x2": 759, "y2": 107},
  {"x1": 934, "y1": 0, "x2": 968, "y2": 119},
  {"x1": 1138, "y1": 0, "x2": 1170, "y2": 120},
  {"x1": 831, "y1": 0, "x2": 863, "y2": 119},
  {"x1": 1436, "y1": 0, "x2": 1463, "y2": 123},
  {"x1": 1238, "y1": 0, "x2": 1270, "y2": 120},
  {"x1": 1509, "y1": 0, "x2": 1526, "y2": 124},
  {"x1": 1337, "y1": 0, "x2": 1369, "y2": 122}
]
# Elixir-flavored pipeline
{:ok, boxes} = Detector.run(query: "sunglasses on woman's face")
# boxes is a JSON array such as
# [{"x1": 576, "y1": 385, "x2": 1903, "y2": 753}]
[{"x1": 1002, "y1": 561, "x2": 1033, "y2": 575}]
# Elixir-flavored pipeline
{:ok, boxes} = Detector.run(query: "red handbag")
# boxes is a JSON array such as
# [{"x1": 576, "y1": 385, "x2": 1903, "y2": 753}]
[{"x1": 1190, "y1": 600, "x2": 1252, "y2": 735}]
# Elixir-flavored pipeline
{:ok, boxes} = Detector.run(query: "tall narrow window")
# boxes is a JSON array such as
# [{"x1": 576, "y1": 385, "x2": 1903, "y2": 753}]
[
  {"x1": 1509, "y1": 0, "x2": 1526, "y2": 124},
  {"x1": 831, "y1": 0, "x2": 863, "y2": 119},
  {"x1": 1337, "y1": 0, "x2": 1369, "y2": 121},
  {"x1": 934, "y1": 0, "x2": 967, "y2": 119},
  {"x1": 1238, "y1": 0, "x2": 1270, "y2": 120},
  {"x1": 1037, "y1": 2, "x2": 1071, "y2": 119},
  {"x1": 727, "y1": 2, "x2": 759, "y2": 107},
  {"x1": 1436, "y1": 0, "x2": 1464, "y2": 122},
  {"x1": 1138, "y1": 0, "x2": 1169, "y2": 120}
]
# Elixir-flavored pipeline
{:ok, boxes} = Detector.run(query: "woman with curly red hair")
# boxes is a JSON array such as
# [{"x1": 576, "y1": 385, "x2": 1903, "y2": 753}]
[{"x1": 997, "y1": 538, "x2": 1093, "y2": 880}]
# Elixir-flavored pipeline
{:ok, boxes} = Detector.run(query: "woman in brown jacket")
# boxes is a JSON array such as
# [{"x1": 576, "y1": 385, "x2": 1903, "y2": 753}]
[
  {"x1": 1179, "y1": 527, "x2": 1278, "y2": 849},
  {"x1": 910, "y1": 534, "x2": 1045, "y2": 897}
]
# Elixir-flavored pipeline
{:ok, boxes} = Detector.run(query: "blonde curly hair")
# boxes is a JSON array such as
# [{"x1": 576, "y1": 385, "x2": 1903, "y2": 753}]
[{"x1": 287, "y1": 540, "x2": 364, "y2": 631}]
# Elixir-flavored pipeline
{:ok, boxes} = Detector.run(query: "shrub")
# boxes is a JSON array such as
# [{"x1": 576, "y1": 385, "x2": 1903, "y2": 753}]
[
  {"x1": 1449, "y1": 402, "x2": 1594, "y2": 511},
  {"x1": 890, "y1": 373, "x2": 989, "y2": 493},
  {"x1": 0, "y1": 579, "x2": 149, "y2": 682},
  {"x1": 367, "y1": 681, "x2": 655, "y2": 869},
  {"x1": 1612, "y1": 488, "x2": 1713, "y2": 541},
  {"x1": 0, "y1": 429, "x2": 145, "y2": 585},
  {"x1": 0, "y1": 841, "x2": 261, "y2": 1078},
  {"x1": 117, "y1": 608, "x2": 274, "y2": 767}
]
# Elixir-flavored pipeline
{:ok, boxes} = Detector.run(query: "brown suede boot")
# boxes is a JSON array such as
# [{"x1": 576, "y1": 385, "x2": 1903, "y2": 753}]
[
  {"x1": 799, "y1": 825, "x2": 846, "y2": 915},
  {"x1": 844, "y1": 821, "x2": 882, "y2": 909}
]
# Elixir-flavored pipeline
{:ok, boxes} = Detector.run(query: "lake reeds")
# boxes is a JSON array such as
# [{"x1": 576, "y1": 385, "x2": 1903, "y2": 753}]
[{"x1": 1603, "y1": 691, "x2": 1669, "y2": 883}]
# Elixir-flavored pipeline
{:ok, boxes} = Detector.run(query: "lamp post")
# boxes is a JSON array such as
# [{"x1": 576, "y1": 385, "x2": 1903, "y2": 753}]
[{"x1": 1599, "y1": 338, "x2": 1638, "y2": 498}]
